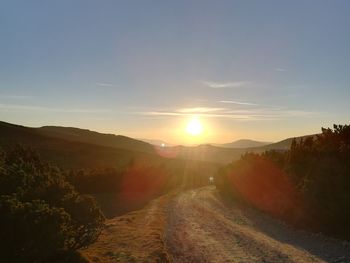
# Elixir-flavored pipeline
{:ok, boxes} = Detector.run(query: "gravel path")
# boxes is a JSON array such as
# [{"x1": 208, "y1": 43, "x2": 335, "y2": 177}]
[{"x1": 165, "y1": 186, "x2": 350, "y2": 263}]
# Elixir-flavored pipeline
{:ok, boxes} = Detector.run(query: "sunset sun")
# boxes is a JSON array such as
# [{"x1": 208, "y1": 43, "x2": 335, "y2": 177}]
[{"x1": 186, "y1": 118, "x2": 203, "y2": 136}]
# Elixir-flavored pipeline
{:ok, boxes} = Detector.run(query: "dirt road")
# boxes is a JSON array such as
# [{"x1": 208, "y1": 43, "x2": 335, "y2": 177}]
[{"x1": 165, "y1": 186, "x2": 350, "y2": 263}]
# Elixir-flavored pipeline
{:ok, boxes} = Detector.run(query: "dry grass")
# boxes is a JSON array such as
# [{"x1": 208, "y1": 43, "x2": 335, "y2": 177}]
[{"x1": 80, "y1": 194, "x2": 172, "y2": 263}]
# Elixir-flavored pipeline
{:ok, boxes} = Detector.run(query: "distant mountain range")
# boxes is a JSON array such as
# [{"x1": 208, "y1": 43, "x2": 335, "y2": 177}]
[
  {"x1": 141, "y1": 139, "x2": 271, "y2": 149},
  {"x1": 139, "y1": 139, "x2": 173, "y2": 147},
  {"x1": 215, "y1": 139, "x2": 272, "y2": 149},
  {"x1": 0, "y1": 121, "x2": 315, "y2": 165},
  {"x1": 0, "y1": 121, "x2": 220, "y2": 181}
]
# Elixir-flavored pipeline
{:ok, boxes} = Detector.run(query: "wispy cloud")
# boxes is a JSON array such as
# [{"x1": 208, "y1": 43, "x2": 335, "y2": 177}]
[
  {"x1": 220, "y1": 100, "x2": 259, "y2": 106},
  {"x1": 0, "y1": 103, "x2": 111, "y2": 114},
  {"x1": 138, "y1": 106, "x2": 318, "y2": 121},
  {"x1": 0, "y1": 95, "x2": 33, "y2": 99},
  {"x1": 274, "y1": 68, "x2": 287, "y2": 72},
  {"x1": 177, "y1": 107, "x2": 225, "y2": 113},
  {"x1": 140, "y1": 111, "x2": 254, "y2": 120},
  {"x1": 202, "y1": 81, "x2": 251, "y2": 89},
  {"x1": 96, "y1": 82, "x2": 114, "y2": 87}
]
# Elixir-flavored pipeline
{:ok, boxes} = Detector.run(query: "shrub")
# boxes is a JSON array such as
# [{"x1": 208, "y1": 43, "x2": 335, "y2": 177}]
[
  {"x1": 0, "y1": 146, "x2": 104, "y2": 262},
  {"x1": 216, "y1": 125, "x2": 350, "y2": 239}
]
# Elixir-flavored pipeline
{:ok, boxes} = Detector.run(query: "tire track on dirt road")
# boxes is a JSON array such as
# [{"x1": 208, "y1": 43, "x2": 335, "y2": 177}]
[{"x1": 165, "y1": 187, "x2": 350, "y2": 263}]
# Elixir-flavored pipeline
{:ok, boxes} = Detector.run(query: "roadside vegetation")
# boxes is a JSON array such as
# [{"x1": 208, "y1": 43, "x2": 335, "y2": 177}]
[
  {"x1": 0, "y1": 143, "x2": 215, "y2": 261},
  {"x1": 0, "y1": 146, "x2": 104, "y2": 262},
  {"x1": 216, "y1": 124, "x2": 350, "y2": 240}
]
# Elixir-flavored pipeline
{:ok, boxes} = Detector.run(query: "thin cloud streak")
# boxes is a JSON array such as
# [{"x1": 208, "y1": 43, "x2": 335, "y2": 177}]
[
  {"x1": 202, "y1": 81, "x2": 251, "y2": 88},
  {"x1": 0, "y1": 95, "x2": 33, "y2": 99},
  {"x1": 139, "y1": 107, "x2": 318, "y2": 121},
  {"x1": 0, "y1": 103, "x2": 111, "y2": 114},
  {"x1": 220, "y1": 100, "x2": 259, "y2": 106},
  {"x1": 140, "y1": 111, "x2": 255, "y2": 120},
  {"x1": 96, "y1": 82, "x2": 114, "y2": 87},
  {"x1": 177, "y1": 107, "x2": 225, "y2": 113}
]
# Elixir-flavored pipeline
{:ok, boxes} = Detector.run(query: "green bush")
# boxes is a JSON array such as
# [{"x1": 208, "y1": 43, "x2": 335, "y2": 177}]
[
  {"x1": 0, "y1": 146, "x2": 104, "y2": 262},
  {"x1": 216, "y1": 124, "x2": 350, "y2": 239}
]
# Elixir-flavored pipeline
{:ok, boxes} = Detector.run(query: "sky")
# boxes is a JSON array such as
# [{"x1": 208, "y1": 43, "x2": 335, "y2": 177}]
[{"x1": 1, "y1": 0, "x2": 350, "y2": 144}]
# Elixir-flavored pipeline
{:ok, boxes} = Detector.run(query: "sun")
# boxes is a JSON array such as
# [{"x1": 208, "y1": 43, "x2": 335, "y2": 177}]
[{"x1": 186, "y1": 118, "x2": 203, "y2": 136}]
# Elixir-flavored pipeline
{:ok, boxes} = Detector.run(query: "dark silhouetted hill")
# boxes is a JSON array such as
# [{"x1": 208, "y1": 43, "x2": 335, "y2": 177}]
[
  {"x1": 170, "y1": 135, "x2": 317, "y2": 164},
  {"x1": 38, "y1": 126, "x2": 155, "y2": 154},
  {"x1": 0, "y1": 121, "x2": 220, "y2": 174},
  {"x1": 258, "y1": 134, "x2": 317, "y2": 151},
  {"x1": 217, "y1": 139, "x2": 272, "y2": 148},
  {"x1": 0, "y1": 121, "x2": 317, "y2": 165},
  {"x1": 0, "y1": 121, "x2": 156, "y2": 169}
]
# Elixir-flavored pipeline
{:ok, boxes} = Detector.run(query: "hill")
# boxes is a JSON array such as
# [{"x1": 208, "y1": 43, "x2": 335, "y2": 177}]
[
  {"x1": 0, "y1": 121, "x2": 220, "y2": 182},
  {"x1": 0, "y1": 121, "x2": 221, "y2": 170},
  {"x1": 0, "y1": 121, "x2": 316, "y2": 166},
  {"x1": 0, "y1": 120, "x2": 221, "y2": 217},
  {"x1": 38, "y1": 126, "x2": 155, "y2": 154},
  {"x1": 0, "y1": 121, "x2": 153, "y2": 169},
  {"x1": 258, "y1": 134, "x2": 317, "y2": 151},
  {"x1": 170, "y1": 135, "x2": 317, "y2": 164},
  {"x1": 0, "y1": 121, "x2": 252, "y2": 165},
  {"x1": 217, "y1": 139, "x2": 272, "y2": 148}
]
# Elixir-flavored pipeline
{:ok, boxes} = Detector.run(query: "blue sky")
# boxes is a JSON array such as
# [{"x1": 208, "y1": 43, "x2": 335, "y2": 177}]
[{"x1": 1, "y1": 0, "x2": 350, "y2": 144}]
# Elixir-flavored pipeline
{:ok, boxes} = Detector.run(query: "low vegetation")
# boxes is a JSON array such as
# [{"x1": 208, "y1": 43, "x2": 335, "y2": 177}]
[
  {"x1": 216, "y1": 124, "x2": 350, "y2": 240},
  {"x1": 0, "y1": 142, "x2": 216, "y2": 261},
  {"x1": 0, "y1": 146, "x2": 105, "y2": 262},
  {"x1": 68, "y1": 158, "x2": 217, "y2": 218}
]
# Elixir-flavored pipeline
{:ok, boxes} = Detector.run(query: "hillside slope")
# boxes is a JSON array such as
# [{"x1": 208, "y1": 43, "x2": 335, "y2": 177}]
[
  {"x1": 0, "y1": 121, "x2": 153, "y2": 169},
  {"x1": 0, "y1": 121, "x2": 220, "y2": 186},
  {"x1": 81, "y1": 193, "x2": 172, "y2": 262},
  {"x1": 169, "y1": 136, "x2": 317, "y2": 164},
  {"x1": 38, "y1": 126, "x2": 155, "y2": 154},
  {"x1": 218, "y1": 139, "x2": 272, "y2": 149}
]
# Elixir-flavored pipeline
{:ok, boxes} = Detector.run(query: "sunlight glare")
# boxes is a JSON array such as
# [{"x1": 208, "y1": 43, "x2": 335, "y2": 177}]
[{"x1": 186, "y1": 118, "x2": 203, "y2": 136}]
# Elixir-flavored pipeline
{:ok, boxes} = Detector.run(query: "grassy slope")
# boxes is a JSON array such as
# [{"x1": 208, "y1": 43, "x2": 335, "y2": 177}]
[{"x1": 80, "y1": 193, "x2": 173, "y2": 262}]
